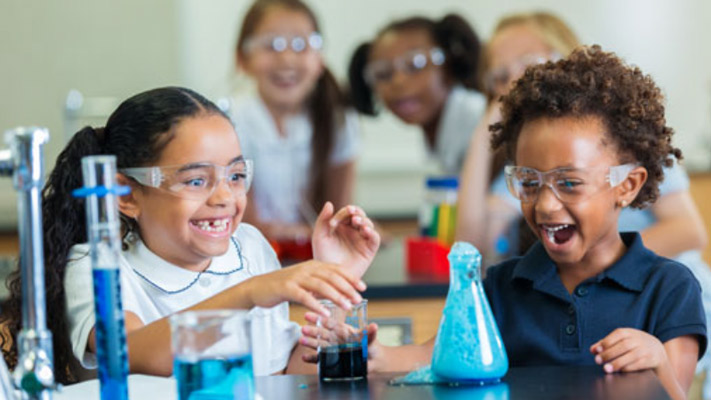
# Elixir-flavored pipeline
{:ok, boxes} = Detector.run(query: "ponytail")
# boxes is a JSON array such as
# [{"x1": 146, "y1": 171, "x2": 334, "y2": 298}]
[
  {"x1": 308, "y1": 67, "x2": 346, "y2": 210},
  {"x1": 1, "y1": 126, "x2": 103, "y2": 383},
  {"x1": 347, "y1": 42, "x2": 377, "y2": 115},
  {"x1": 0, "y1": 86, "x2": 224, "y2": 384},
  {"x1": 433, "y1": 14, "x2": 482, "y2": 91}
]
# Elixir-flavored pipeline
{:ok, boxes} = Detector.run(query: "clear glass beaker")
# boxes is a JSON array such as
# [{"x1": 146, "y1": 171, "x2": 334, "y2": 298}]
[
  {"x1": 317, "y1": 300, "x2": 368, "y2": 381},
  {"x1": 170, "y1": 310, "x2": 254, "y2": 400}
]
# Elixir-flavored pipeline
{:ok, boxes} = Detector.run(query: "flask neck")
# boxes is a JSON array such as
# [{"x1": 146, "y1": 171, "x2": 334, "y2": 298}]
[{"x1": 449, "y1": 262, "x2": 481, "y2": 291}]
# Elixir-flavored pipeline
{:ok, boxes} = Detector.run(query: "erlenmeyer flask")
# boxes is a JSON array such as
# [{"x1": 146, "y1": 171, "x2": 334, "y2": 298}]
[{"x1": 431, "y1": 242, "x2": 508, "y2": 382}]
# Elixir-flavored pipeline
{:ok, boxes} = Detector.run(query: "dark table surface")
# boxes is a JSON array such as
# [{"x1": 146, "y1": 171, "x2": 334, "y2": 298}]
[
  {"x1": 255, "y1": 366, "x2": 670, "y2": 400},
  {"x1": 361, "y1": 240, "x2": 449, "y2": 300}
]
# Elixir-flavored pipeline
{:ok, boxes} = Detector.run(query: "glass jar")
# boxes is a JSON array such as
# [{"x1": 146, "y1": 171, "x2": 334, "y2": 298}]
[{"x1": 418, "y1": 176, "x2": 458, "y2": 245}]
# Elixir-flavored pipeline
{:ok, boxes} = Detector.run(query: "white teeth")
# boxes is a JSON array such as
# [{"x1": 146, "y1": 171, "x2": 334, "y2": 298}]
[
  {"x1": 543, "y1": 224, "x2": 572, "y2": 244},
  {"x1": 193, "y1": 218, "x2": 229, "y2": 233},
  {"x1": 545, "y1": 224, "x2": 570, "y2": 232}
]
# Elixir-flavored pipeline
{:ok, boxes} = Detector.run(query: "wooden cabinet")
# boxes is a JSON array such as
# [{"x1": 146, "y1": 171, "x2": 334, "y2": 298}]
[{"x1": 690, "y1": 173, "x2": 711, "y2": 265}]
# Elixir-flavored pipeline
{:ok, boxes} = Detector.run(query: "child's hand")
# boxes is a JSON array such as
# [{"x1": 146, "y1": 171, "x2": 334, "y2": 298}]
[
  {"x1": 312, "y1": 202, "x2": 380, "y2": 278},
  {"x1": 590, "y1": 328, "x2": 668, "y2": 374},
  {"x1": 299, "y1": 311, "x2": 382, "y2": 373},
  {"x1": 244, "y1": 260, "x2": 365, "y2": 317}
]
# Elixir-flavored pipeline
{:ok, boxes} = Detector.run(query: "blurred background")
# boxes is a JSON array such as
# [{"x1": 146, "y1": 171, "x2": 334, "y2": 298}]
[{"x1": 1, "y1": 0, "x2": 710, "y2": 227}]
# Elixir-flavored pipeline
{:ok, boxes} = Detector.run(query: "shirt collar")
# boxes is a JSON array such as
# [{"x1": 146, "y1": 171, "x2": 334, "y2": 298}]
[
  {"x1": 599, "y1": 232, "x2": 656, "y2": 292},
  {"x1": 511, "y1": 232, "x2": 655, "y2": 293},
  {"x1": 125, "y1": 235, "x2": 243, "y2": 294}
]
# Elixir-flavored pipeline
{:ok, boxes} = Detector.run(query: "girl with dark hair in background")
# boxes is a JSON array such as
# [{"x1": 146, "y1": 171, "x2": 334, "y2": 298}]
[
  {"x1": 232, "y1": 0, "x2": 360, "y2": 243},
  {"x1": 349, "y1": 14, "x2": 485, "y2": 176},
  {"x1": 0, "y1": 86, "x2": 379, "y2": 383}
]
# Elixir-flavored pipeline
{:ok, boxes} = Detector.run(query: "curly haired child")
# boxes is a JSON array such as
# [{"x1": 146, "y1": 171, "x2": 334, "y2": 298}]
[{"x1": 302, "y1": 45, "x2": 706, "y2": 400}]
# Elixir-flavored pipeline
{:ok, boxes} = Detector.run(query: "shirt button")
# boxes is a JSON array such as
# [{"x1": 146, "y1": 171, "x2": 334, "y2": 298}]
[
  {"x1": 565, "y1": 324, "x2": 576, "y2": 335},
  {"x1": 199, "y1": 276, "x2": 211, "y2": 287},
  {"x1": 575, "y1": 286, "x2": 588, "y2": 297},
  {"x1": 567, "y1": 305, "x2": 575, "y2": 315}
]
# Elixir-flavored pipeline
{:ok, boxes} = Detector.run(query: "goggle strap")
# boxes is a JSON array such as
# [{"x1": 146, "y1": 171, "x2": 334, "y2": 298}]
[{"x1": 608, "y1": 164, "x2": 637, "y2": 187}]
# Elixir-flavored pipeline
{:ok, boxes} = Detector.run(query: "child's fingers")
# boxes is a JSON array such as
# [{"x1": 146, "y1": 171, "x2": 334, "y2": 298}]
[
  {"x1": 328, "y1": 205, "x2": 357, "y2": 231},
  {"x1": 313, "y1": 202, "x2": 335, "y2": 235},
  {"x1": 361, "y1": 226, "x2": 380, "y2": 247},
  {"x1": 595, "y1": 338, "x2": 634, "y2": 366},
  {"x1": 314, "y1": 269, "x2": 364, "y2": 304},
  {"x1": 293, "y1": 289, "x2": 331, "y2": 318},
  {"x1": 304, "y1": 311, "x2": 320, "y2": 325},
  {"x1": 302, "y1": 352, "x2": 318, "y2": 364},
  {"x1": 366, "y1": 322, "x2": 378, "y2": 345},
  {"x1": 591, "y1": 328, "x2": 630, "y2": 354},
  {"x1": 602, "y1": 350, "x2": 642, "y2": 373},
  {"x1": 326, "y1": 265, "x2": 367, "y2": 292},
  {"x1": 299, "y1": 335, "x2": 320, "y2": 350},
  {"x1": 302, "y1": 278, "x2": 354, "y2": 310}
]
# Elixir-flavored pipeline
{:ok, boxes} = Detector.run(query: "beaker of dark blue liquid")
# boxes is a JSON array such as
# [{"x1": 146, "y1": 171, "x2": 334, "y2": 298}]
[
  {"x1": 431, "y1": 242, "x2": 508, "y2": 382},
  {"x1": 318, "y1": 300, "x2": 368, "y2": 381}
]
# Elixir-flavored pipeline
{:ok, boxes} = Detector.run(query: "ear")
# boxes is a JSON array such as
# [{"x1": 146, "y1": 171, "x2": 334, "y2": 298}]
[
  {"x1": 116, "y1": 174, "x2": 142, "y2": 220},
  {"x1": 616, "y1": 166, "x2": 647, "y2": 208}
]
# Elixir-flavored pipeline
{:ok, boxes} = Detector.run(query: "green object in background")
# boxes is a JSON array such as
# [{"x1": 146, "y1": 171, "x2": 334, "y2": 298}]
[{"x1": 429, "y1": 205, "x2": 440, "y2": 238}]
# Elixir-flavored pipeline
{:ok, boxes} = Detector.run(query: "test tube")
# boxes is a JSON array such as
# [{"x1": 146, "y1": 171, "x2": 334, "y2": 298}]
[{"x1": 81, "y1": 155, "x2": 129, "y2": 400}]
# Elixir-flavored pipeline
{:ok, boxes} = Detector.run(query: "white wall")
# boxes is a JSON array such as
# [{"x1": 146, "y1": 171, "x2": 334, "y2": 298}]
[
  {"x1": 1, "y1": 1, "x2": 710, "y2": 226},
  {"x1": 0, "y1": 1, "x2": 182, "y2": 229}
]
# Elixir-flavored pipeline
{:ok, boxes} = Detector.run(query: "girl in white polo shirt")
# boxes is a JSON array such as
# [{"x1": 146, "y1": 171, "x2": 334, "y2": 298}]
[
  {"x1": 0, "y1": 86, "x2": 379, "y2": 384},
  {"x1": 231, "y1": 0, "x2": 360, "y2": 243}
]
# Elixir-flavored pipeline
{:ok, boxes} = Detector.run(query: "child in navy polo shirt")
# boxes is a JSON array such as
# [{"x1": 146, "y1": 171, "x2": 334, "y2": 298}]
[{"x1": 299, "y1": 45, "x2": 706, "y2": 400}]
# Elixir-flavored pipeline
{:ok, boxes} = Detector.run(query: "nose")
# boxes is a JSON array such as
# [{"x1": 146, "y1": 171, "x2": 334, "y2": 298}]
[
  {"x1": 534, "y1": 183, "x2": 564, "y2": 215},
  {"x1": 206, "y1": 176, "x2": 233, "y2": 206},
  {"x1": 275, "y1": 48, "x2": 299, "y2": 65},
  {"x1": 389, "y1": 68, "x2": 410, "y2": 88}
]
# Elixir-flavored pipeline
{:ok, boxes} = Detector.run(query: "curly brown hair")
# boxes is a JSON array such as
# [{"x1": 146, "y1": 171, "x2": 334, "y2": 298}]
[{"x1": 491, "y1": 45, "x2": 682, "y2": 208}]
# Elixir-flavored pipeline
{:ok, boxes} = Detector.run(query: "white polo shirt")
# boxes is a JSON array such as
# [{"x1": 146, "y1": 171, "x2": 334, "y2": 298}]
[
  {"x1": 230, "y1": 95, "x2": 360, "y2": 224},
  {"x1": 64, "y1": 223, "x2": 300, "y2": 376},
  {"x1": 430, "y1": 85, "x2": 486, "y2": 175}
]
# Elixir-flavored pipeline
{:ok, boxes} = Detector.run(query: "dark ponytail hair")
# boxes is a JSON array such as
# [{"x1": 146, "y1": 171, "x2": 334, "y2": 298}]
[
  {"x1": 0, "y1": 87, "x2": 227, "y2": 384},
  {"x1": 236, "y1": 0, "x2": 348, "y2": 211},
  {"x1": 349, "y1": 14, "x2": 482, "y2": 116}
]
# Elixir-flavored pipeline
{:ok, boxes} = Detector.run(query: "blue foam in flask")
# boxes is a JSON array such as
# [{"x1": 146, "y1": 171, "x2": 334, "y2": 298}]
[
  {"x1": 431, "y1": 242, "x2": 508, "y2": 382},
  {"x1": 76, "y1": 155, "x2": 130, "y2": 400}
]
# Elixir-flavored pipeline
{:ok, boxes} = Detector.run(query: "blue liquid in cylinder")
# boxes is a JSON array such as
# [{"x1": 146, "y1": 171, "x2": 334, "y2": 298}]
[
  {"x1": 93, "y1": 268, "x2": 129, "y2": 400},
  {"x1": 174, "y1": 355, "x2": 254, "y2": 400},
  {"x1": 431, "y1": 242, "x2": 508, "y2": 382}
]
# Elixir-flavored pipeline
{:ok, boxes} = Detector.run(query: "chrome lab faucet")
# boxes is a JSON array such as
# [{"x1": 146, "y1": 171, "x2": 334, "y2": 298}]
[{"x1": 0, "y1": 127, "x2": 55, "y2": 400}]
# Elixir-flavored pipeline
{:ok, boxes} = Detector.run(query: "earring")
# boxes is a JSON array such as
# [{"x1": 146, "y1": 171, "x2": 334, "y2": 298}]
[{"x1": 619, "y1": 200, "x2": 627, "y2": 208}]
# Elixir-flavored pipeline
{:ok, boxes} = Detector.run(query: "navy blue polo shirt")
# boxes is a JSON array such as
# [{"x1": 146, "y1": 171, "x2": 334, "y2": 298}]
[{"x1": 483, "y1": 232, "x2": 707, "y2": 367}]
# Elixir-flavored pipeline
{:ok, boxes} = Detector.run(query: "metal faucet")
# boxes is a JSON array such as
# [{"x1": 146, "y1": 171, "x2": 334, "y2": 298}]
[{"x1": 0, "y1": 127, "x2": 55, "y2": 400}]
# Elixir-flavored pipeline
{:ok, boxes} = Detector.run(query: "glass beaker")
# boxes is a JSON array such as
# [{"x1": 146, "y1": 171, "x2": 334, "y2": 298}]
[
  {"x1": 317, "y1": 300, "x2": 368, "y2": 381},
  {"x1": 170, "y1": 310, "x2": 254, "y2": 400}
]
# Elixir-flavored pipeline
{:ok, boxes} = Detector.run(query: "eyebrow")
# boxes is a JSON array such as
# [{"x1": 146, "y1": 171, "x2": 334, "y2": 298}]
[{"x1": 176, "y1": 156, "x2": 245, "y2": 172}]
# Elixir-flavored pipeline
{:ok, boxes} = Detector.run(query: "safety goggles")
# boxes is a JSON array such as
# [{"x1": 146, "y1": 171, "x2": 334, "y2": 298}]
[
  {"x1": 243, "y1": 32, "x2": 323, "y2": 54},
  {"x1": 504, "y1": 163, "x2": 637, "y2": 204},
  {"x1": 363, "y1": 47, "x2": 445, "y2": 86},
  {"x1": 120, "y1": 159, "x2": 253, "y2": 200}
]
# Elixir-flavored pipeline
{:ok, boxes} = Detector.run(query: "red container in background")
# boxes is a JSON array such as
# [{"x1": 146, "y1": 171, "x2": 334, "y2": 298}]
[
  {"x1": 405, "y1": 236, "x2": 450, "y2": 276},
  {"x1": 270, "y1": 239, "x2": 313, "y2": 262}
]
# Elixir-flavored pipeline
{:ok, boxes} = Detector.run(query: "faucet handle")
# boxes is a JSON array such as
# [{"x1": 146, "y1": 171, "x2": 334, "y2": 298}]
[
  {"x1": 13, "y1": 329, "x2": 56, "y2": 397},
  {"x1": 13, "y1": 348, "x2": 55, "y2": 396}
]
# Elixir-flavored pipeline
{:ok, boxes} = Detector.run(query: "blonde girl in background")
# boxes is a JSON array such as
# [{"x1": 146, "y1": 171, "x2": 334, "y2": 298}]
[{"x1": 456, "y1": 11, "x2": 580, "y2": 259}]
